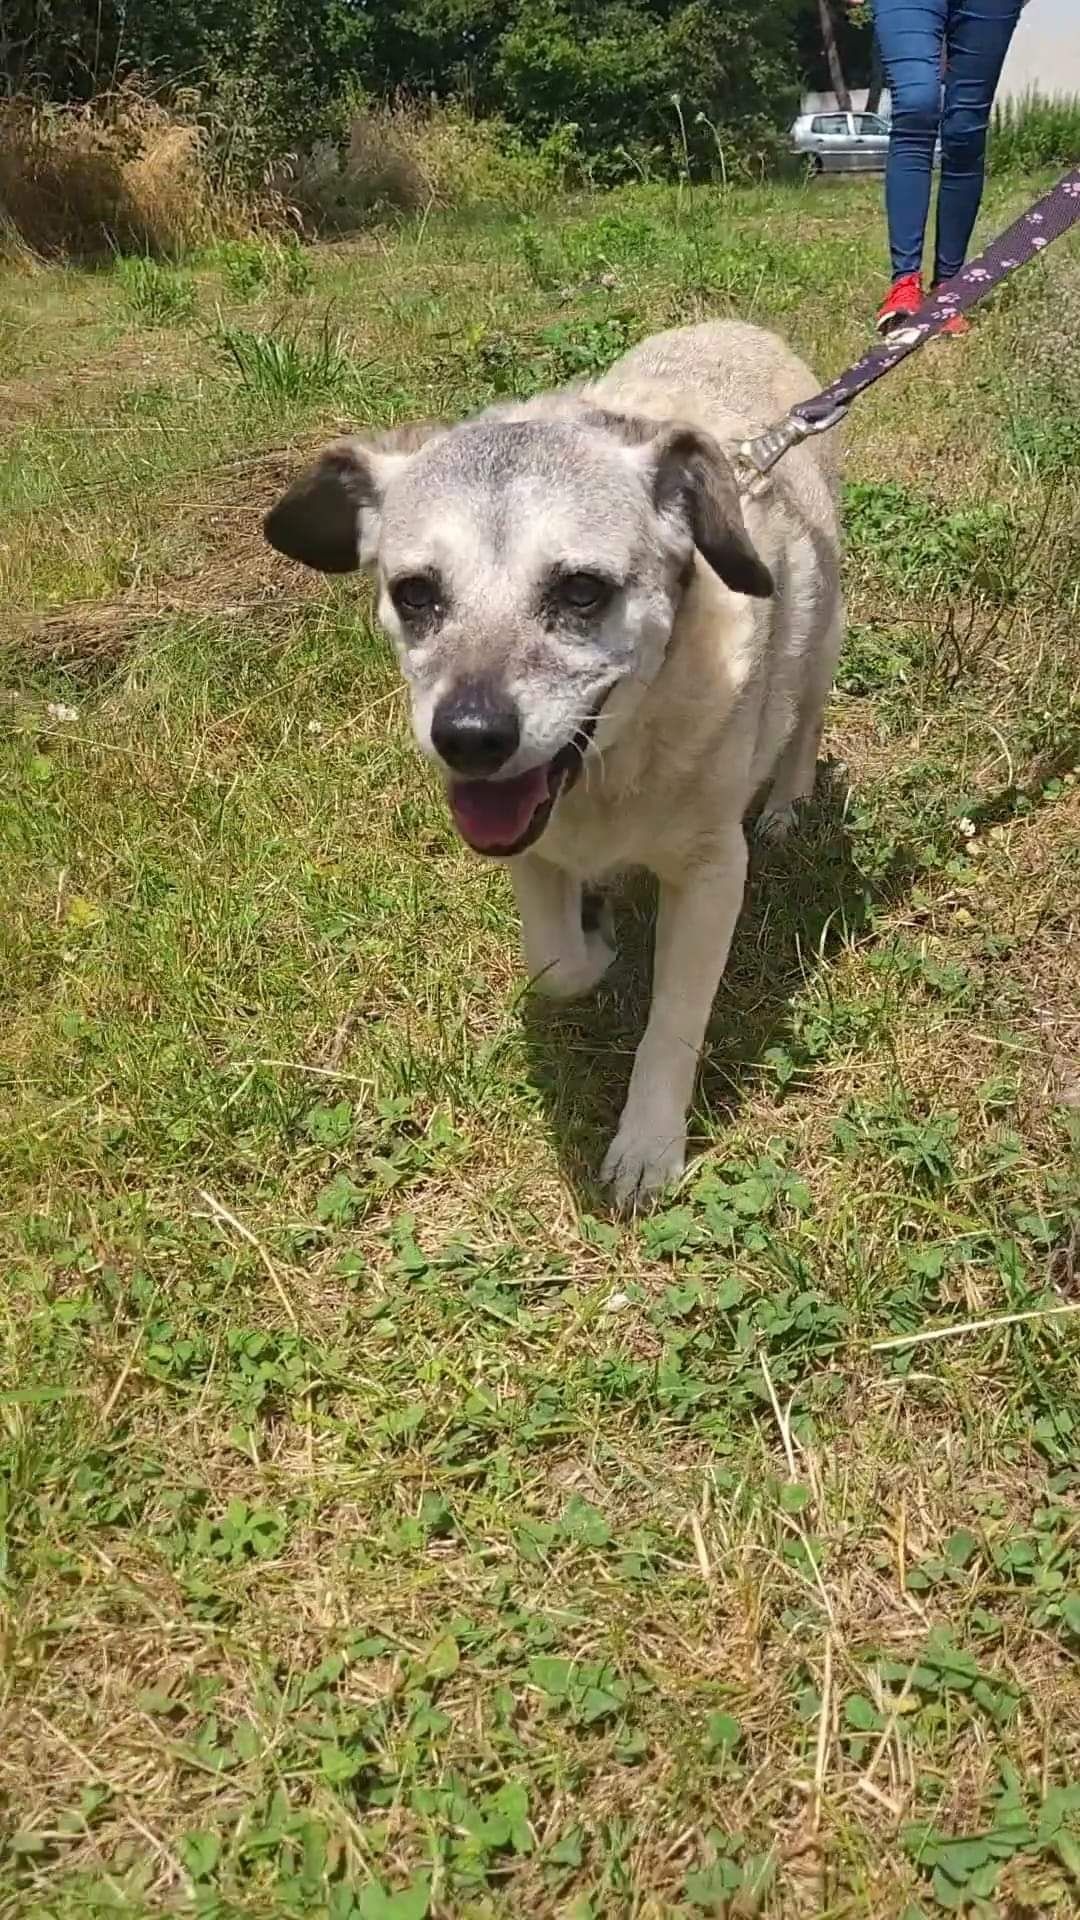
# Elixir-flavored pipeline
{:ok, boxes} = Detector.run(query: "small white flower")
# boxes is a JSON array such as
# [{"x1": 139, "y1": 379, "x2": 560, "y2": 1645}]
[
  {"x1": 306, "y1": 719, "x2": 323, "y2": 735},
  {"x1": 603, "y1": 1290, "x2": 632, "y2": 1314},
  {"x1": 46, "y1": 702, "x2": 79, "y2": 723},
  {"x1": 958, "y1": 816, "x2": 977, "y2": 839}
]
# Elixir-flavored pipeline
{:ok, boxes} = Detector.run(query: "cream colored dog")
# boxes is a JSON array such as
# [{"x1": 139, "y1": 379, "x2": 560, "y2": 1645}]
[{"x1": 265, "y1": 319, "x2": 844, "y2": 1204}]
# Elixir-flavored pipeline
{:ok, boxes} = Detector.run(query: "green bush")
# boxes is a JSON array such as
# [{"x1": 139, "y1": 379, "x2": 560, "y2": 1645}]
[
  {"x1": 495, "y1": 0, "x2": 801, "y2": 180},
  {"x1": 210, "y1": 234, "x2": 312, "y2": 299},
  {"x1": 283, "y1": 102, "x2": 566, "y2": 230}
]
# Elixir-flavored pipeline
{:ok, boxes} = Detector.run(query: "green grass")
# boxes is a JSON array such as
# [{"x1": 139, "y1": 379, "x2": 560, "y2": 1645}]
[
  {"x1": 2, "y1": 172, "x2": 1080, "y2": 1919},
  {"x1": 214, "y1": 313, "x2": 358, "y2": 405},
  {"x1": 113, "y1": 257, "x2": 197, "y2": 329}
]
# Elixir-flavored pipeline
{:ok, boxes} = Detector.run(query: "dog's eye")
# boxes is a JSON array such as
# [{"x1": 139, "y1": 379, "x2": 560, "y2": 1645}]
[
  {"x1": 558, "y1": 571, "x2": 613, "y2": 613},
  {"x1": 390, "y1": 573, "x2": 439, "y2": 615}
]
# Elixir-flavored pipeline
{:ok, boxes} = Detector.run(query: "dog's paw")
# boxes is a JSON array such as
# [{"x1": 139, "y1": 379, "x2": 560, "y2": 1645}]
[
  {"x1": 601, "y1": 1115, "x2": 686, "y2": 1209},
  {"x1": 755, "y1": 801, "x2": 797, "y2": 842},
  {"x1": 533, "y1": 930, "x2": 615, "y2": 1001}
]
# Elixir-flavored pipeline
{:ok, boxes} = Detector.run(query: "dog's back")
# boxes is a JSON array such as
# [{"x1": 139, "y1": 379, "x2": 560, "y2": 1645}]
[{"x1": 591, "y1": 318, "x2": 842, "y2": 494}]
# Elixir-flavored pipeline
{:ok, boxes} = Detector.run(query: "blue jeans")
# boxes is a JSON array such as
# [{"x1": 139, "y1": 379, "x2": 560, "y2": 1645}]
[{"x1": 873, "y1": 0, "x2": 1023, "y2": 283}]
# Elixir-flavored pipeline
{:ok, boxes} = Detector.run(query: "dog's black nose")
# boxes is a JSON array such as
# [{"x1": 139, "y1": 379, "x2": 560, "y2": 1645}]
[{"x1": 431, "y1": 682, "x2": 521, "y2": 776}]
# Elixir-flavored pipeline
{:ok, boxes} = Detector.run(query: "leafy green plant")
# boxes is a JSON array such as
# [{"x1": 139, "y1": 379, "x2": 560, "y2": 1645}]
[
  {"x1": 1003, "y1": 395, "x2": 1080, "y2": 481},
  {"x1": 538, "y1": 312, "x2": 634, "y2": 379},
  {"x1": 513, "y1": 218, "x2": 562, "y2": 289},
  {"x1": 836, "y1": 619, "x2": 927, "y2": 697},
  {"x1": 189, "y1": 1499, "x2": 288, "y2": 1565},
  {"x1": 876, "y1": 1629, "x2": 1020, "y2": 1729},
  {"x1": 683, "y1": 1833, "x2": 775, "y2": 1912},
  {"x1": 214, "y1": 235, "x2": 314, "y2": 299},
  {"x1": 904, "y1": 1773, "x2": 1080, "y2": 1910},
  {"x1": 845, "y1": 480, "x2": 1020, "y2": 600},
  {"x1": 835, "y1": 1098, "x2": 959, "y2": 1192}
]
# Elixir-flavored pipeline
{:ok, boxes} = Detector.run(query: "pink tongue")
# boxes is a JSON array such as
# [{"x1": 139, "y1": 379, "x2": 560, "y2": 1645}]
[{"x1": 449, "y1": 767, "x2": 549, "y2": 851}]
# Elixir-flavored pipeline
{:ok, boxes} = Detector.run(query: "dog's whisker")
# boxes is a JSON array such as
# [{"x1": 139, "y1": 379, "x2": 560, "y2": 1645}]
[{"x1": 581, "y1": 738, "x2": 608, "y2": 791}]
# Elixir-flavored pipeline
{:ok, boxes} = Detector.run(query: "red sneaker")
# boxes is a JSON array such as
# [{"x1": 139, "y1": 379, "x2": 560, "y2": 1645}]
[{"x1": 876, "y1": 272, "x2": 924, "y2": 335}]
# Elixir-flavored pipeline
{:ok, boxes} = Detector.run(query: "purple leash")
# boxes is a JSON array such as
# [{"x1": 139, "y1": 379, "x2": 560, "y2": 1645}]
[{"x1": 736, "y1": 163, "x2": 1080, "y2": 488}]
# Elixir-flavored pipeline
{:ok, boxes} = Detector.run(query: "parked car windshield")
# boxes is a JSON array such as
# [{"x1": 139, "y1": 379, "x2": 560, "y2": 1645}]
[
  {"x1": 811, "y1": 115, "x2": 849, "y2": 134},
  {"x1": 852, "y1": 114, "x2": 889, "y2": 134}
]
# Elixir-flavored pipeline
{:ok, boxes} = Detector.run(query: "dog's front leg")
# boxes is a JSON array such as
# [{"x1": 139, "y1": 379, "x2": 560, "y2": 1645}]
[
  {"x1": 510, "y1": 853, "x2": 614, "y2": 999},
  {"x1": 603, "y1": 828, "x2": 748, "y2": 1206}
]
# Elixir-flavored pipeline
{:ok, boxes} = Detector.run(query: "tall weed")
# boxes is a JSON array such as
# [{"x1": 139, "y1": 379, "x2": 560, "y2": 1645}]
[
  {"x1": 114, "y1": 255, "x2": 196, "y2": 325},
  {"x1": 989, "y1": 94, "x2": 1080, "y2": 174}
]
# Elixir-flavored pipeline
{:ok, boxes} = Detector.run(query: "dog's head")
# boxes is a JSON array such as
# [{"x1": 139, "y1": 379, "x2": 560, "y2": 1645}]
[{"x1": 264, "y1": 406, "x2": 772, "y2": 856}]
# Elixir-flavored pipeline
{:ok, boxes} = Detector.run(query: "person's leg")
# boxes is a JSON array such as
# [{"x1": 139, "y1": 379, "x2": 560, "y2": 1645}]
[
  {"x1": 934, "y1": 0, "x2": 1023, "y2": 283},
  {"x1": 873, "y1": 0, "x2": 947, "y2": 279}
]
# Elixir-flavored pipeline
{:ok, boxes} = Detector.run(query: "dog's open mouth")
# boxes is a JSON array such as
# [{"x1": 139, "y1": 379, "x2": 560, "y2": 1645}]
[
  {"x1": 447, "y1": 706, "x2": 605, "y2": 857},
  {"x1": 449, "y1": 757, "x2": 564, "y2": 855}
]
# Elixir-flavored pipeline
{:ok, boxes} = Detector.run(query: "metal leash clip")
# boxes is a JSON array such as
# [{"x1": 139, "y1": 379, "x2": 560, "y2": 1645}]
[{"x1": 733, "y1": 398, "x2": 849, "y2": 497}]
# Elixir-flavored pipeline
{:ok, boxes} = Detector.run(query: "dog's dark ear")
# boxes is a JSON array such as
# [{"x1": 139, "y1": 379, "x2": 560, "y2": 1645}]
[
  {"x1": 263, "y1": 438, "x2": 375, "y2": 573},
  {"x1": 650, "y1": 424, "x2": 773, "y2": 598},
  {"x1": 596, "y1": 412, "x2": 769, "y2": 597},
  {"x1": 591, "y1": 406, "x2": 772, "y2": 596},
  {"x1": 263, "y1": 421, "x2": 443, "y2": 574}
]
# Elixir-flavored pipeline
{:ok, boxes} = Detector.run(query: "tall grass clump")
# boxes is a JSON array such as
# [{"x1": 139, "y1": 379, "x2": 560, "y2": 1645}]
[
  {"x1": 0, "y1": 86, "x2": 224, "y2": 259},
  {"x1": 214, "y1": 311, "x2": 356, "y2": 404},
  {"x1": 114, "y1": 255, "x2": 196, "y2": 324},
  {"x1": 281, "y1": 100, "x2": 570, "y2": 231},
  {"x1": 209, "y1": 235, "x2": 313, "y2": 300},
  {"x1": 988, "y1": 93, "x2": 1080, "y2": 173}
]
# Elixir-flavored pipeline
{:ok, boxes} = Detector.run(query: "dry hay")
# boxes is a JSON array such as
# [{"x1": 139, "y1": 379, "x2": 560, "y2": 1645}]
[{"x1": 0, "y1": 87, "x2": 218, "y2": 260}]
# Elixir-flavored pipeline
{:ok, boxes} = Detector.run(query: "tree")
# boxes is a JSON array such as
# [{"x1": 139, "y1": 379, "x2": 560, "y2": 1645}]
[
  {"x1": 866, "y1": 34, "x2": 884, "y2": 115},
  {"x1": 817, "y1": 0, "x2": 851, "y2": 109}
]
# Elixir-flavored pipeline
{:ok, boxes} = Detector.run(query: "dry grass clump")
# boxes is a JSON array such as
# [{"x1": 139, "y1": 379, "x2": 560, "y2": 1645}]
[
  {"x1": 284, "y1": 100, "x2": 558, "y2": 230},
  {"x1": 0, "y1": 89, "x2": 560, "y2": 260},
  {"x1": 0, "y1": 86, "x2": 222, "y2": 261}
]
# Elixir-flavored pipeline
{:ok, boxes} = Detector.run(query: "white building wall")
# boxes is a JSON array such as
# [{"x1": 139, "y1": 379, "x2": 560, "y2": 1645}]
[
  {"x1": 999, "y1": 0, "x2": 1080, "y2": 101},
  {"x1": 803, "y1": 0, "x2": 1080, "y2": 116}
]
